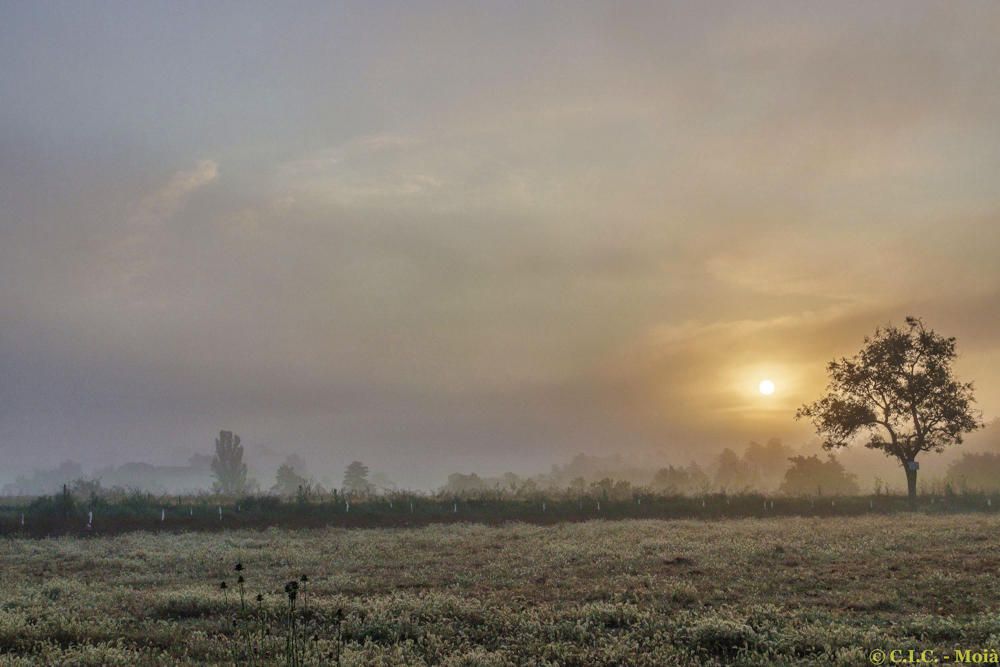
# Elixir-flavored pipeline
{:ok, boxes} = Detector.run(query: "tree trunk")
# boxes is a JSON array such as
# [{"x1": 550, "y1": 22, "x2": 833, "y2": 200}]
[{"x1": 904, "y1": 463, "x2": 918, "y2": 502}]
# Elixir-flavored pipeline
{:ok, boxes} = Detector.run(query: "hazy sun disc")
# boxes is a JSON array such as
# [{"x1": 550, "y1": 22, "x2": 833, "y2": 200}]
[{"x1": 759, "y1": 379, "x2": 775, "y2": 395}]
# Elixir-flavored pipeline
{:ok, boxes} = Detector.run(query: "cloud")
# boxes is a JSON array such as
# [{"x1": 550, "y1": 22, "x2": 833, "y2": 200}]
[
  {"x1": 101, "y1": 159, "x2": 218, "y2": 299},
  {"x1": 130, "y1": 159, "x2": 219, "y2": 229}
]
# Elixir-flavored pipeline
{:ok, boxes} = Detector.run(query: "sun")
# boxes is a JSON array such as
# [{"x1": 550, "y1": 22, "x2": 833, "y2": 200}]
[{"x1": 758, "y1": 379, "x2": 775, "y2": 396}]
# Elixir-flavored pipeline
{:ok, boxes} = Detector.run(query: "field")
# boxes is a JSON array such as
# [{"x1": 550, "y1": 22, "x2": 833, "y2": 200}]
[{"x1": 2, "y1": 515, "x2": 999, "y2": 666}]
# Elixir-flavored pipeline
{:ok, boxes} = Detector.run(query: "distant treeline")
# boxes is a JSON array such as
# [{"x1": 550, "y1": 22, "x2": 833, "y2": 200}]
[
  {"x1": 442, "y1": 446, "x2": 1000, "y2": 498},
  {"x1": 5, "y1": 434, "x2": 1000, "y2": 502}
]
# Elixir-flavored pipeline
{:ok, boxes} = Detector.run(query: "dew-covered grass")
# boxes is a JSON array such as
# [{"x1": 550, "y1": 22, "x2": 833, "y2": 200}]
[{"x1": 1, "y1": 515, "x2": 998, "y2": 665}]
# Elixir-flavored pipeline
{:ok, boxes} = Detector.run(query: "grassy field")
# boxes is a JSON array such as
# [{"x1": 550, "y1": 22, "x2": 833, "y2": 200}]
[{"x1": 1, "y1": 515, "x2": 999, "y2": 665}]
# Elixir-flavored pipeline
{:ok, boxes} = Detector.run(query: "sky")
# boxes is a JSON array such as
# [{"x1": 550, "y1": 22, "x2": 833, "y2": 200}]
[{"x1": 2, "y1": 1, "x2": 999, "y2": 488}]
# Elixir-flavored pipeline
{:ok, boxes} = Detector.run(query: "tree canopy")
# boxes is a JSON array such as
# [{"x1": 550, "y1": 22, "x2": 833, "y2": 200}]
[{"x1": 797, "y1": 317, "x2": 980, "y2": 498}]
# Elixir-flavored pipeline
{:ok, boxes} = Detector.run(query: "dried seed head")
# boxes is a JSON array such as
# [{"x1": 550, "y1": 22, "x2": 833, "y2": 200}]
[
  {"x1": 256, "y1": 593, "x2": 264, "y2": 602},
  {"x1": 237, "y1": 575, "x2": 245, "y2": 584},
  {"x1": 220, "y1": 581, "x2": 228, "y2": 590},
  {"x1": 300, "y1": 574, "x2": 309, "y2": 583},
  {"x1": 234, "y1": 562, "x2": 244, "y2": 572}
]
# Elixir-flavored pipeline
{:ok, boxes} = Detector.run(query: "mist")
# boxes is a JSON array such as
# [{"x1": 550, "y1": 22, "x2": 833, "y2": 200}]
[{"x1": 2, "y1": 2, "x2": 1000, "y2": 491}]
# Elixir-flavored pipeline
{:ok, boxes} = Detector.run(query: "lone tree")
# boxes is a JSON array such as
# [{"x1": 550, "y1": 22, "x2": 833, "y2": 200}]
[
  {"x1": 796, "y1": 317, "x2": 981, "y2": 500},
  {"x1": 342, "y1": 461, "x2": 371, "y2": 495},
  {"x1": 211, "y1": 430, "x2": 248, "y2": 495}
]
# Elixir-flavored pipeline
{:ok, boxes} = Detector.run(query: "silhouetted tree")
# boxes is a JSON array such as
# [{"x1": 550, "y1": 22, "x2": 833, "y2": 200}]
[
  {"x1": 779, "y1": 455, "x2": 859, "y2": 496},
  {"x1": 797, "y1": 317, "x2": 981, "y2": 500},
  {"x1": 342, "y1": 461, "x2": 371, "y2": 494},
  {"x1": 211, "y1": 430, "x2": 248, "y2": 495}
]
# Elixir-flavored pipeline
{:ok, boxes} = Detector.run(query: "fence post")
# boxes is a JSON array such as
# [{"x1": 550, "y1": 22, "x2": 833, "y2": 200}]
[
  {"x1": 161, "y1": 508, "x2": 165, "y2": 522},
  {"x1": 218, "y1": 506, "x2": 222, "y2": 520},
  {"x1": 87, "y1": 510, "x2": 93, "y2": 529}
]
